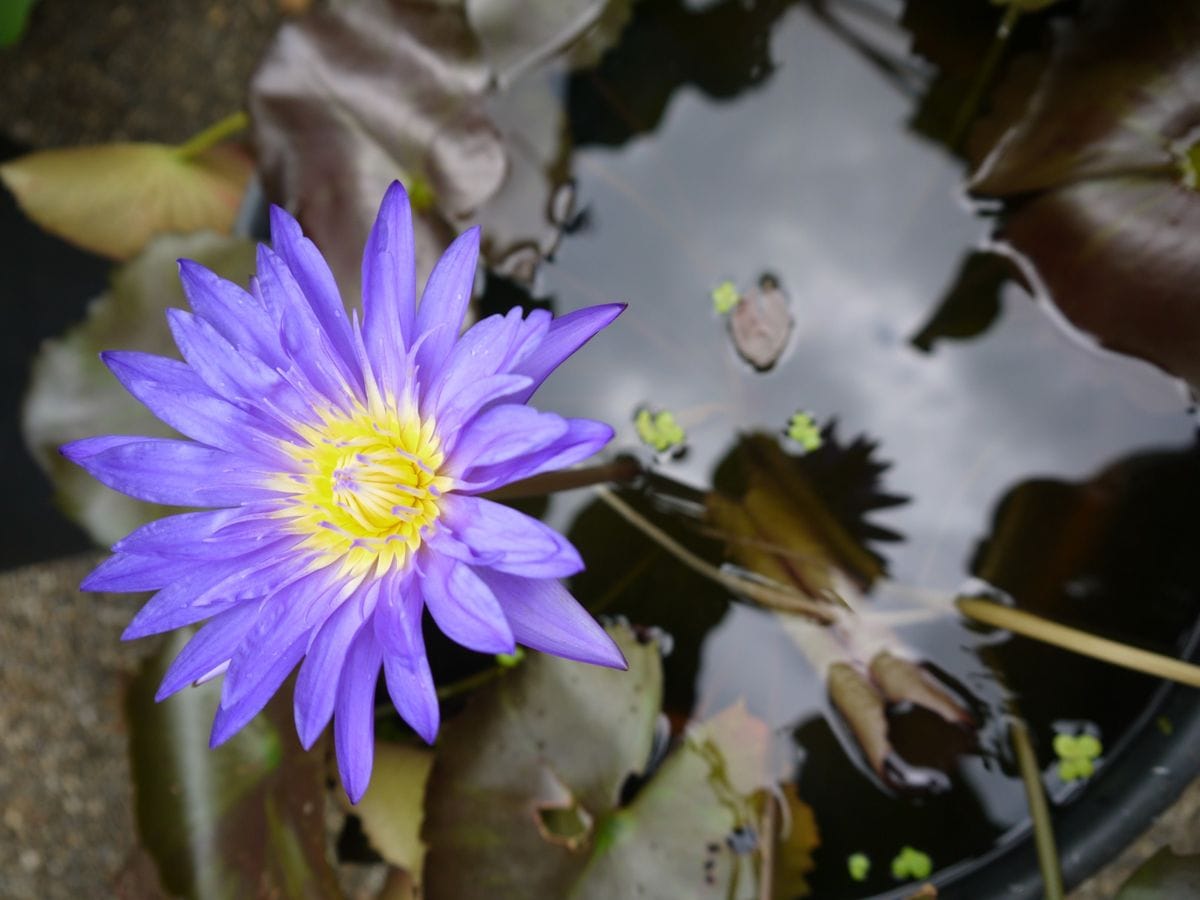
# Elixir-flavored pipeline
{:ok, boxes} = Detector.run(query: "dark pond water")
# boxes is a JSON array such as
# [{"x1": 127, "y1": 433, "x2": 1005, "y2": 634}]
[{"x1": 496, "y1": 2, "x2": 1200, "y2": 896}]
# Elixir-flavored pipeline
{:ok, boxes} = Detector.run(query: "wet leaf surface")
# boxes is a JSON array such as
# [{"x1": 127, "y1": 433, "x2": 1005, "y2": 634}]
[
  {"x1": 967, "y1": 0, "x2": 1200, "y2": 386},
  {"x1": 21, "y1": 233, "x2": 257, "y2": 545},
  {"x1": 466, "y1": 0, "x2": 622, "y2": 85},
  {"x1": 249, "y1": 0, "x2": 613, "y2": 294},
  {"x1": 0, "y1": 143, "x2": 251, "y2": 259},
  {"x1": 423, "y1": 625, "x2": 778, "y2": 899},
  {"x1": 127, "y1": 632, "x2": 341, "y2": 900}
]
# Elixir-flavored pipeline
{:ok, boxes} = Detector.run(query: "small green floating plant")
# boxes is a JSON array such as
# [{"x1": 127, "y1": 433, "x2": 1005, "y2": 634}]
[
  {"x1": 847, "y1": 852, "x2": 871, "y2": 882},
  {"x1": 711, "y1": 279, "x2": 740, "y2": 314},
  {"x1": 1054, "y1": 732, "x2": 1102, "y2": 782},
  {"x1": 635, "y1": 408, "x2": 687, "y2": 454},
  {"x1": 891, "y1": 845, "x2": 932, "y2": 881},
  {"x1": 786, "y1": 411, "x2": 823, "y2": 452}
]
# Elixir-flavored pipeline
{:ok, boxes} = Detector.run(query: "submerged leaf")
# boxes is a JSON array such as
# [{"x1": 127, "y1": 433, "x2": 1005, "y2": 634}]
[
  {"x1": 423, "y1": 626, "x2": 778, "y2": 899},
  {"x1": 127, "y1": 632, "x2": 341, "y2": 900},
  {"x1": 0, "y1": 143, "x2": 252, "y2": 260},
  {"x1": 21, "y1": 233, "x2": 257, "y2": 545}
]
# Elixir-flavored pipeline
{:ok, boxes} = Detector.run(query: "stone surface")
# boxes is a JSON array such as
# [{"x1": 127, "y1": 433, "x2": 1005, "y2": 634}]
[
  {"x1": 0, "y1": 555, "x2": 154, "y2": 900},
  {"x1": 1069, "y1": 771, "x2": 1200, "y2": 898},
  {"x1": 0, "y1": 0, "x2": 287, "y2": 148}
]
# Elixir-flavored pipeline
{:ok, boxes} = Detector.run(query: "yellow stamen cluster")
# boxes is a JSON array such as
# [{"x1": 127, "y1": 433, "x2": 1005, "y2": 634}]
[{"x1": 275, "y1": 402, "x2": 451, "y2": 577}]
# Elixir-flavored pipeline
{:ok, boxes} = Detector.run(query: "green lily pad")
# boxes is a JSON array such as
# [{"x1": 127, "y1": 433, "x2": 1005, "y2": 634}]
[
  {"x1": 422, "y1": 625, "x2": 777, "y2": 898},
  {"x1": 21, "y1": 233, "x2": 257, "y2": 545},
  {"x1": 0, "y1": 142, "x2": 252, "y2": 260},
  {"x1": 127, "y1": 631, "x2": 341, "y2": 900}
]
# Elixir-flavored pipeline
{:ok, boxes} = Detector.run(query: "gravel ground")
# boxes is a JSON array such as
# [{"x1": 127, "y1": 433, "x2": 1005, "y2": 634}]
[
  {"x1": 0, "y1": 0, "x2": 289, "y2": 147},
  {"x1": 0, "y1": 555, "x2": 152, "y2": 899}
]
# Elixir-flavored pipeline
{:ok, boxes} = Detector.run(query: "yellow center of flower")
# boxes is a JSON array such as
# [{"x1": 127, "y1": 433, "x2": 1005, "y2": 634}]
[{"x1": 275, "y1": 403, "x2": 452, "y2": 576}]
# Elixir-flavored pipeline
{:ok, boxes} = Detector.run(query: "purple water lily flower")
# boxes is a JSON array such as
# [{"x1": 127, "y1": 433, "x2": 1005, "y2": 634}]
[{"x1": 64, "y1": 181, "x2": 626, "y2": 802}]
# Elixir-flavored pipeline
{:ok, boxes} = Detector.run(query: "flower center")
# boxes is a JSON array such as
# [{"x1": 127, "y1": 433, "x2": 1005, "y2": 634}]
[{"x1": 277, "y1": 405, "x2": 451, "y2": 576}]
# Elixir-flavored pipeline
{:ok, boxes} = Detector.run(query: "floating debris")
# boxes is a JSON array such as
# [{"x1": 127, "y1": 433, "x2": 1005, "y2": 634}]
[
  {"x1": 729, "y1": 274, "x2": 792, "y2": 370},
  {"x1": 635, "y1": 407, "x2": 687, "y2": 455}
]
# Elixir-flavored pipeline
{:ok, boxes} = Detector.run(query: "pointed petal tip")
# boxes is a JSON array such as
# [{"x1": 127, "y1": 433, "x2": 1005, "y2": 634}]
[
  {"x1": 120, "y1": 618, "x2": 152, "y2": 641},
  {"x1": 413, "y1": 717, "x2": 439, "y2": 745},
  {"x1": 295, "y1": 715, "x2": 323, "y2": 751},
  {"x1": 209, "y1": 716, "x2": 236, "y2": 749},
  {"x1": 587, "y1": 633, "x2": 629, "y2": 670},
  {"x1": 381, "y1": 179, "x2": 411, "y2": 207},
  {"x1": 344, "y1": 780, "x2": 367, "y2": 806}
]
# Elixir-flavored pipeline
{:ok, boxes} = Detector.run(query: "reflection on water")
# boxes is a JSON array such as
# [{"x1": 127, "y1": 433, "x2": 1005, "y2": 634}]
[{"x1": 517, "y1": 2, "x2": 1198, "y2": 896}]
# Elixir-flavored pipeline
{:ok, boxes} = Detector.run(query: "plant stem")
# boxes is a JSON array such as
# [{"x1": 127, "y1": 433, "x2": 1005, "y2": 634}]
[
  {"x1": 949, "y1": 2, "x2": 1022, "y2": 150},
  {"x1": 758, "y1": 791, "x2": 776, "y2": 900},
  {"x1": 174, "y1": 110, "x2": 250, "y2": 160},
  {"x1": 484, "y1": 456, "x2": 643, "y2": 500},
  {"x1": 595, "y1": 487, "x2": 836, "y2": 624},
  {"x1": 435, "y1": 665, "x2": 506, "y2": 701},
  {"x1": 958, "y1": 597, "x2": 1200, "y2": 688},
  {"x1": 1009, "y1": 716, "x2": 1064, "y2": 900}
]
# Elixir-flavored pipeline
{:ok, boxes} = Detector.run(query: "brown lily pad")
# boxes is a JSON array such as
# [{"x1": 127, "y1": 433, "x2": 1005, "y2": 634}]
[{"x1": 967, "y1": 0, "x2": 1200, "y2": 388}]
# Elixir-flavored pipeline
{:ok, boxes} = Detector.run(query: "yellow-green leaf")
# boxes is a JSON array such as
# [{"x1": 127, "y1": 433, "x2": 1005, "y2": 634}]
[
  {"x1": 0, "y1": 142, "x2": 252, "y2": 260},
  {"x1": 345, "y1": 742, "x2": 434, "y2": 879}
]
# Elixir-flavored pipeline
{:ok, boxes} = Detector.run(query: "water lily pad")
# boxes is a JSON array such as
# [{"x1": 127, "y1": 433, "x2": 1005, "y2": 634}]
[
  {"x1": 967, "y1": 0, "x2": 1200, "y2": 387},
  {"x1": 0, "y1": 143, "x2": 252, "y2": 260},
  {"x1": 249, "y1": 0, "x2": 614, "y2": 295},
  {"x1": 466, "y1": 0, "x2": 626, "y2": 85},
  {"x1": 343, "y1": 742, "x2": 433, "y2": 881},
  {"x1": 423, "y1": 625, "x2": 778, "y2": 898},
  {"x1": 21, "y1": 233, "x2": 257, "y2": 545},
  {"x1": 127, "y1": 631, "x2": 340, "y2": 900}
]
